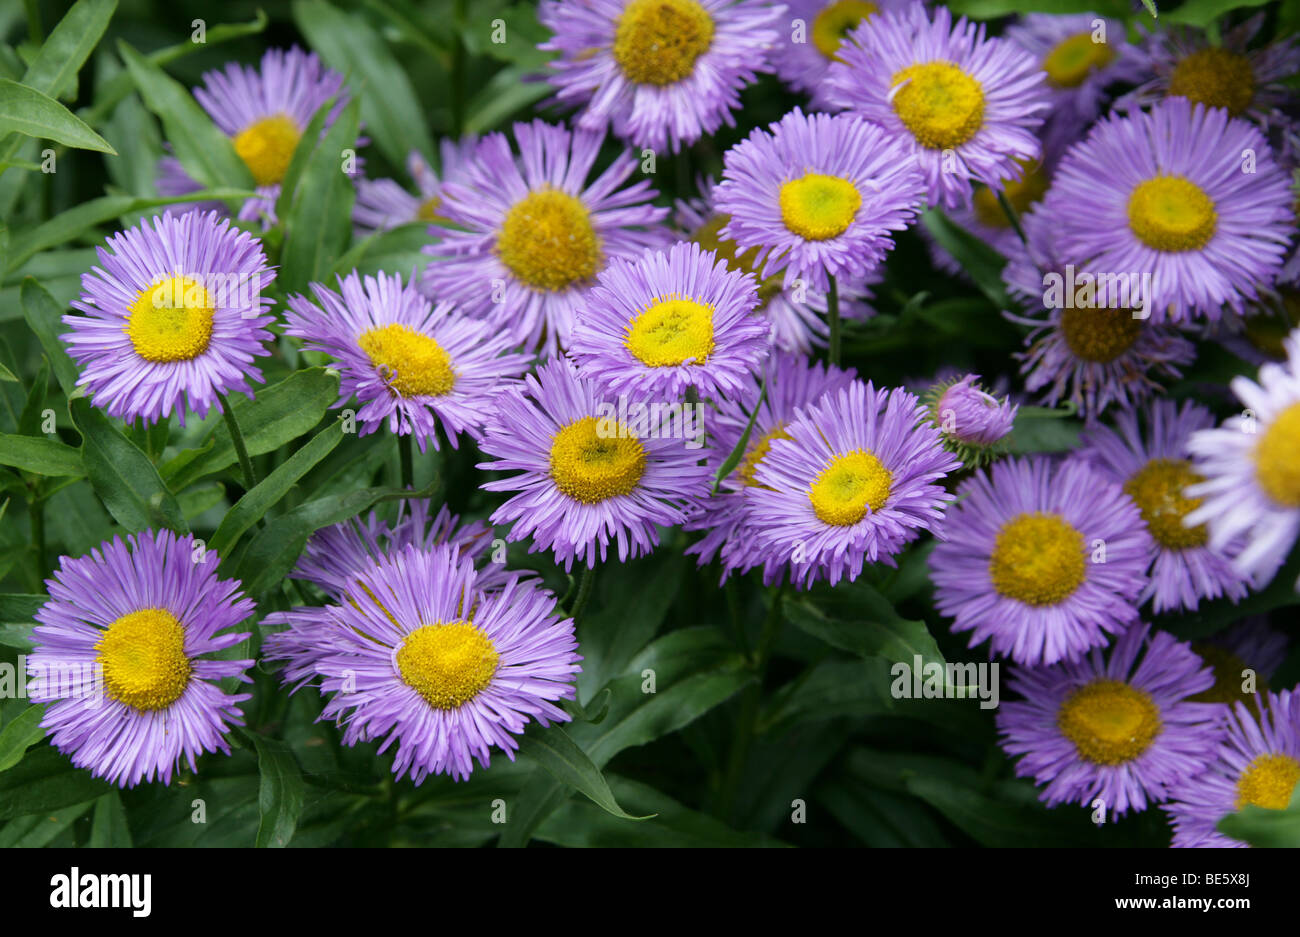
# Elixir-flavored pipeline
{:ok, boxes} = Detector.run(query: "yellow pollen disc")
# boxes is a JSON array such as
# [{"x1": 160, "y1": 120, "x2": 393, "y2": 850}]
[
  {"x1": 1189, "y1": 643, "x2": 1265, "y2": 707},
  {"x1": 691, "y1": 215, "x2": 785, "y2": 305},
  {"x1": 95, "y1": 608, "x2": 192, "y2": 711},
  {"x1": 1059, "y1": 306, "x2": 1141, "y2": 364},
  {"x1": 1255, "y1": 402, "x2": 1300, "y2": 508},
  {"x1": 989, "y1": 511, "x2": 1086, "y2": 606},
  {"x1": 125, "y1": 275, "x2": 216, "y2": 363},
  {"x1": 612, "y1": 0, "x2": 715, "y2": 86},
  {"x1": 1057, "y1": 679, "x2": 1162, "y2": 765},
  {"x1": 1123, "y1": 458, "x2": 1208, "y2": 550},
  {"x1": 779, "y1": 172, "x2": 862, "y2": 241},
  {"x1": 497, "y1": 188, "x2": 601, "y2": 292},
  {"x1": 1127, "y1": 175, "x2": 1217, "y2": 253},
  {"x1": 811, "y1": 0, "x2": 879, "y2": 61},
  {"x1": 357, "y1": 323, "x2": 456, "y2": 397},
  {"x1": 737, "y1": 425, "x2": 791, "y2": 488},
  {"x1": 890, "y1": 61, "x2": 985, "y2": 150},
  {"x1": 396, "y1": 621, "x2": 498, "y2": 710},
  {"x1": 233, "y1": 113, "x2": 301, "y2": 187},
  {"x1": 808, "y1": 449, "x2": 893, "y2": 526},
  {"x1": 1235, "y1": 753, "x2": 1300, "y2": 811},
  {"x1": 625, "y1": 296, "x2": 715, "y2": 367},
  {"x1": 1042, "y1": 32, "x2": 1116, "y2": 88},
  {"x1": 550, "y1": 415, "x2": 647, "y2": 504},
  {"x1": 971, "y1": 161, "x2": 1049, "y2": 229},
  {"x1": 1168, "y1": 47, "x2": 1255, "y2": 118},
  {"x1": 417, "y1": 196, "x2": 443, "y2": 222}
]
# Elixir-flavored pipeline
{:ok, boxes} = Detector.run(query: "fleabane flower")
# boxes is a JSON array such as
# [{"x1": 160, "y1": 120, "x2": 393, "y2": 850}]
[
  {"x1": 422, "y1": 120, "x2": 670, "y2": 354},
  {"x1": 825, "y1": 3, "x2": 1049, "y2": 210},
  {"x1": 284, "y1": 270, "x2": 530, "y2": 452},
  {"x1": 931, "y1": 456, "x2": 1152, "y2": 666},
  {"x1": 1188, "y1": 618, "x2": 1288, "y2": 713},
  {"x1": 570, "y1": 240, "x2": 770, "y2": 400},
  {"x1": 63, "y1": 209, "x2": 275, "y2": 426},
  {"x1": 26, "y1": 530, "x2": 254, "y2": 788},
  {"x1": 353, "y1": 140, "x2": 474, "y2": 235},
  {"x1": 713, "y1": 108, "x2": 924, "y2": 292},
  {"x1": 477, "y1": 357, "x2": 712, "y2": 570},
  {"x1": 538, "y1": 0, "x2": 783, "y2": 153},
  {"x1": 996, "y1": 622, "x2": 1222, "y2": 818},
  {"x1": 924, "y1": 372, "x2": 1017, "y2": 466}
]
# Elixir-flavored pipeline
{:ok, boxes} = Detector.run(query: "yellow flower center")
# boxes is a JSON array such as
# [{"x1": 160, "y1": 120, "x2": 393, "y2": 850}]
[
  {"x1": 125, "y1": 275, "x2": 216, "y2": 363},
  {"x1": 233, "y1": 113, "x2": 301, "y2": 187},
  {"x1": 737, "y1": 425, "x2": 791, "y2": 488},
  {"x1": 550, "y1": 415, "x2": 647, "y2": 504},
  {"x1": 95, "y1": 608, "x2": 192, "y2": 711},
  {"x1": 497, "y1": 189, "x2": 602, "y2": 292},
  {"x1": 1127, "y1": 175, "x2": 1217, "y2": 253},
  {"x1": 691, "y1": 215, "x2": 785, "y2": 305},
  {"x1": 1123, "y1": 458, "x2": 1208, "y2": 550},
  {"x1": 1042, "y1": 32, "x2": 1116, "y2": 88},
  {"x1": 625, "y1": 296, "x2": 715, "y2": 367},
  {"x1": 1189, "y1": 643, "x2": 1265, "y2": 707},
  {"x1": 1235, "y1": 753, "x2": 1300, "y2": 811},
  {"x1": 612, "y1": 0, "x2": 715, "y2": 85},
  {"x1": 1059, "y1": 306, "x2": 1141, "y2": 364},
  {"x1": 396, "y1": 620, "x2": 499, "y2": 710},
  {"x1": 417, "y1": 196, "x2": 443, "y2": 222},
  {"x1": 1168, "y1": 47, "x2": 1255, "y2": 118},
  {"x1": 890, "y1": 61, "x2": 985, "y2": 150},
  {"x1": 779, "y1": 172, "x2": 862, "y2": 241},
  {"x1": 989, "y1": 511, "x2": 1086, "y2": 606},
  {"x1": 971, "y1": 161, "x2": 1049, "y2": 229},
  {"x1": 808, "y1": 449, "x2": 893, "y2": 526},
  {"x1": 1057, "y1": 679, "x2": 1162, "y2": 765},
  {"x1": 811, "y1": 0, "x2": 879, "y2": 61},
  {"x1": 1255, "y1": 402, "x2": 1300, "y2": 508},
  {"x1": 357, "y1": 323, "x2": 456, "y2": 397}
]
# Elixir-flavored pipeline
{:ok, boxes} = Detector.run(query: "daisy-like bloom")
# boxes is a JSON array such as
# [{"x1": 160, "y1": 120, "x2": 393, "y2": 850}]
[
  {"x1": 284, "y1": 270, "x2": 530, "y2": 452},
  {"x1": 825, "y1": 3, "x2": 1049, "y2": 210},
  {"x1": 159, "y1": 47, "x2": 353, "y2": 227},
  {"x1": 422, "y1": 120, "x2": 670, "y2": 354},
  {"x1": 1002, "y1": 208, "x2": 1196, "y2": 420},
  {"x1": 353, "y1": 139, "x2": 476, "y2": 236},
  {"x1": 713, "y1": 108, "x2": 924, "y2": 292},
  {"x1": 996, "y1": 622, "x2": 1221, "y2": 818},
  {"x1": 770, "y1": 0, "x2": 916, "y2": 108},
  {"x1": 1077, "y1": 399, "x2": 1251, "y2": 614},
  {"x1": 931, "y1": 456, "x2": 1152, "y2": 666},
  {"x1": 1164, "y1": 690, "x2": 1300, "y2": 847},
  {"x1": 924, "y1": 372, "x2": 1017, "y2": 467},
  {"x1": 478, "y1": 356, "x2": 711, "y2": 571},
  {"x1": 1185, "y1": 329, "x2": 1300, "y2": 589},
  {"x1": 685, "y1": 352, "x2": 857, "y2": 582},
  {"x1": 538, "y1": 0, "x2": 782, "y2": 153},
  {"x1": 63, "y1": 209, "x2": 275, "y2": 426},
  {"x1": 570, "y1": 241, "x2": 770, "y2": 400},
  {"x1": 25, "y1": 530, "x2": 253, "y2": 788},
  {"x1": 744, "y1": 380, "x2": 961, "y2": 589},
  {"x1": 1189, "y1": 618, "x2": 1287, "y2": 713},
  {"x1": 1040, "y1": 97, "x2": 1294, "y2": 325},
  {"x1": 1004, "y1": 14, "x2": 1146, "y2": 165},
  {"x1": 925, "y1": 157, "x2": 1050, "y2": 276},
  {"x1": 270, "y1": 544, "x2": 581, "y2": 783}
]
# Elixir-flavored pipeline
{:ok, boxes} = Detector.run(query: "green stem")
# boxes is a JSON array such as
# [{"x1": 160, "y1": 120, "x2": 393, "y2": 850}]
[
  {"x1": 219, "y1": 392, "x2": 257, "y2": 491},
  {"x1": 568, "y1": 564, "x2": 598, "y2": 624},
  {"x1": 399, "y1": 433, "x2": 413, "y2": 490},
  {"x1": 449, "y1": 0, "x2": 467, "y2": 134},
  {"x1": 995, "y1": 190, "x2": 1029, "y2": 247},
  {"x1": 31, "y1": 498, "x2": 46, "y2": 584},
  {"x1": 827, "y1": 274, "x2": 841, "y2": 368}
]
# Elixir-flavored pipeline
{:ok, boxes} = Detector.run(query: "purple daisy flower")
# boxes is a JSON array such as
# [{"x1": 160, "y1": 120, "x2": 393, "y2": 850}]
[
  {"x1": 63, "y1": 209, "x2": 275, "y2": 426},
  {"x1": 422, "y1": 120, "x2": 670, "y2": 355},
  {"x1": 1038, "y1": 96, "x2": 1294, "y2": 325},
  {"x1": 25, "y1": 530, "x2": 253, "y2": 788},
  {"x1": 284, "y1": 270, "x2": 530, "y2": 452},
  {"x1": 1077, "y1": 398, "x2": 1251, "y2": 614},
  {"x1": 1185, "y1": 328, "x2": 1300, "y2": 589},
  {"x1": 477, "y1": 356, "x2": 712, "y2": 571},
  {"x1": 268, "y1": 544, "x2": 581, "y2": 783},
  {"x1": 996, "y1": 622, "x2": 1221, "y2": 818},
  {"x1": 713, "y1": 108, "x2": 924, "y2": 292},
  {"x1": 538, "y1": 0, "x2": 783, "y2": 153},
  {"x1": 1164, "y1": 690, "x2": 1300, "y2": 847},
  {"x1": 353, "y1": 140, "x2": 475, "y2": 236},
  {"x1": 931, "y1": 456, "x2": 1152, "y2": 667},
  {"x1": 1189, "y1": 618, "x2": 1288, "y2": 712},
  {"x1": 924, "y1": 372, "x2": 1017, "y2": 466},
  {"x1": 825, "y1": 3, "x2": 1049, "y2": 210},
  {"x1": 685, "y1": 351, "x2": 858, "y2": 582},
  {"x1": 745, "y1": 379, "x2": 961, "y2": 589},
  {"x1": 570, "y1": 241, "x2": 771, "y2": 400}
]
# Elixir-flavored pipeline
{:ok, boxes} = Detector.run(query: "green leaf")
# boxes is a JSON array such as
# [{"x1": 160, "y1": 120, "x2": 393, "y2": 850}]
[
  {"x1": 0, "y1": 361, "x2": 16, "y2": 382},
  {"x1": 0, "y1": 705, "x2": 46, "y2": 773},
  {"x1": 1008, "y1": 404, "x2": 1082, "y2": 454},
  {"x1": 947, "y1": 0, "x2": 1129, "y2": 17},
  {"x1": 0, "y1": 799, "x2": 95, "y2": 847},
  {"x1": 0, "y1": 78, "x2": 115, "y2": 152},
  {"x1": 251, "y1": 734, "x2": 305, "y2": 848},
  {"x1": 518, "y1": 725, "x2": 652, "y2": 820},
  {"x1": 1217, "y1": 786, "x2": 1300, "y2": 847},
  {"x1": 464, "y1": 66, "x2": 553, "y2": 135},
  {"x1": 712, "y1": 375, "x2": 766, "y2": 493},
  {"x1": 88, "y1": 790, "x2": 132, "y2": 847},
  {"x1": 0, "y1": 594, "x2": 44, "y2": 650},
  {"x1": 16, "y1": 358, "x2": 48, "y2": 436},
  {"x1": 70, "y1": 397, "x2": 188, "y2": 534},
  {"x1": 209, "y1": 421, "x2": 345, "y2": 557},
  {"x1": 920, "y1": 208, "x2": 1011, "y2": 309},
  {"x1": 17, "y1": 0, "x2": 116, "y2": 100},
  {"x1": 0, "y1": 434, "x2": 83, "y2": 476},
  {"x1": 0, "y1": 745, "x2": 112, "y2": 820},
  {"x1": 1162, "y1": 0, "x2": 1273, "y2": 24}
]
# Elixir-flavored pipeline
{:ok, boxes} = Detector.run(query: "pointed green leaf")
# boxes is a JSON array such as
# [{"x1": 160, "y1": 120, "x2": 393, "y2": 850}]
[
  {"x1": 518, "y1": 726, "x2": 652, "y2": 820},
  {"x1": 251, "y1": 734, "x2": 305, "y2": 848},
  {"x1": 0, "y1": 705, "x2": 46, "y2": 773},
  {"x1": 0, "y1": 78, "x2": 115, "y2": 152},
  {"x1": 0, "y1": 434, "x2": 83, "y2": 476}
]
